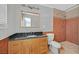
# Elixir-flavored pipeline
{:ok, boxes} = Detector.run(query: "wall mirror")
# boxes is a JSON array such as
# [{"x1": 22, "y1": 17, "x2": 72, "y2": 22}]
[{"x1": 21, "y1": 11, "x2": 40, "y2": 28}]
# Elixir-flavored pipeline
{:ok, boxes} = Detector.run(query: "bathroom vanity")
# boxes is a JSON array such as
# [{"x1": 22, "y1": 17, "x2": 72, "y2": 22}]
[
  {"x1": 8, "y1": 32, "x2": 48, "y2": 54},
  {"x1": 8, "y1": 37, "x2": 48, "y2": 54}
]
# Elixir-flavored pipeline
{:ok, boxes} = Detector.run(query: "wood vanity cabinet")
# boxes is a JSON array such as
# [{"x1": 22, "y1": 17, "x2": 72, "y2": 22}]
[{"x1": 8, "y1": 37, "x2": 48, "y2": 54}]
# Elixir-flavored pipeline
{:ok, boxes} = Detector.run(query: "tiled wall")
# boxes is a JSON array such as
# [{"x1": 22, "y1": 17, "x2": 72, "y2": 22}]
[
  {"x1": 53, "y1": 8, "x2": 66, "y2": 42},
  {"x1": 66, "y1": 5, "x2": 79, "y2": 45}
]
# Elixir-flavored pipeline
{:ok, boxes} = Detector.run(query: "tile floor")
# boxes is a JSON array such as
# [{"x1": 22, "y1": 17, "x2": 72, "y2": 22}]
[{"x1": 49, "y1": 41, "x2": 79, "y2": 54}]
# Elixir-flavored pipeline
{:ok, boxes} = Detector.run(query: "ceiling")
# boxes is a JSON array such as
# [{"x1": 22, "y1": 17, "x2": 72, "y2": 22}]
[{"x1": 41, "y1": 4, "x2": 76, "y2": 11}]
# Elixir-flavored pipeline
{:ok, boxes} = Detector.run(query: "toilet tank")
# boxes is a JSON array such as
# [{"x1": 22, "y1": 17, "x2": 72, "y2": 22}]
[{"x1": 46, "y1": 33, "x2": 54, "y2": 44}]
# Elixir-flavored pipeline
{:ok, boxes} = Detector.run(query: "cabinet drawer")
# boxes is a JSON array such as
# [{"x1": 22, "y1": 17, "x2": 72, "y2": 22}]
[
  {"x1": 8, "y1": 41, "x2": 22, "y2": 48},
  {"x1": 39, "y1": 38, "x2": 47, "y2": 42}
]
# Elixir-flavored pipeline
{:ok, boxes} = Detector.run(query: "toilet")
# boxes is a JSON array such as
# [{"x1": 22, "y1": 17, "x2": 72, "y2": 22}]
[{"x1": 47, "y1": 33, "x2": 61, "y2": 54}]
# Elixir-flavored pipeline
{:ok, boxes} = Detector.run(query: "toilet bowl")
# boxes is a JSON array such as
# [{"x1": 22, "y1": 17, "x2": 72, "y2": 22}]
[
  {"x1": 47, "y1": 33, "x2": 61, "y2": 54},
  {"x1": 50, "y1": 41, "x2": 61, "y2": 48}
]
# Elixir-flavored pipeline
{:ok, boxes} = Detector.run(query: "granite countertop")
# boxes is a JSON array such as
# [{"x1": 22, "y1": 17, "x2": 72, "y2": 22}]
[
  {"x1": 8, "y1": 32, "x2": 48, "y2": 41},
  {"x1": 9, "y1": 35, "x2": 47, "y2": 41}
]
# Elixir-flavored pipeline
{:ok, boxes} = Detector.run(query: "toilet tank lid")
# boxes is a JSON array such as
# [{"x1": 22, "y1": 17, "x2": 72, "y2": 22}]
[
  {"x1": 46, "y1": 33, "x2": 54, "y2": 38},
  {"x1": 46, "y1": 33, "x2": 54, "y2": 37}
]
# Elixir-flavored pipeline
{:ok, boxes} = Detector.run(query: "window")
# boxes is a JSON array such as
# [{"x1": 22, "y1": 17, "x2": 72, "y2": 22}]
[
  {"x1": 21, "y1": 14, "x2": 31, "y2": 27},
  {"x1": 0, "y1": 5, "x2": 7, "y2": 29}
]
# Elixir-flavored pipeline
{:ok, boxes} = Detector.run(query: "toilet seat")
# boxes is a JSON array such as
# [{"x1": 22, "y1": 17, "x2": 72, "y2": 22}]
[{"x1": 50, "y1": 41, "x2": 61, "y2": 48}]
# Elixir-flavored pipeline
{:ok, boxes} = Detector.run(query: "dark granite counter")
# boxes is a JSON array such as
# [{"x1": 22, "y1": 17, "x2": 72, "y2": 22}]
[
  {"x1": 9, "y1": 35, "x2": 47, "y2": 41},
  {"x1": 8, "y1": 32, "x2": 47, "y2": 41}
]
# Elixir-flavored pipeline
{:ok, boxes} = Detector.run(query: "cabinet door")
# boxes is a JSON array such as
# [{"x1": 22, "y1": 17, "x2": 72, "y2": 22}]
[
  {"x1": 31, "y1": 38, "x2": 39, "y2": 54},
  {"x1": 21, "y1": 40, "x2": 31, "y2": 54},
  {"x1": 38, "y1": 38, "x2": 48, "y2": 54},
  {"x1": 8, "y1": 40, "x2": 22, "y2": 54},
  {"x1": 31, "y1": 38, "x2": 48, "y2": 54}
]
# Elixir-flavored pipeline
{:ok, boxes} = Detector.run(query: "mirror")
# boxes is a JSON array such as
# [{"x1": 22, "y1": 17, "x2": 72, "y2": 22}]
[{"x1": 21, "y1": 11, "x2": 40, "y2": 28}]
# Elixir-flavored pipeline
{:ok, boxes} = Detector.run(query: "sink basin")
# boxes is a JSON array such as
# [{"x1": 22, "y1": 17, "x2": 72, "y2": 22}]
[{"x1": 27, "y1": 35, "x2": 37, "y2": 38}]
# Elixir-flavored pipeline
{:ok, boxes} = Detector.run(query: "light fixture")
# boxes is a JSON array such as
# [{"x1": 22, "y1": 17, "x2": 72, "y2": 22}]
[
  {"x1": 22, "y1": 4, "x2": 40, "y2": 10},
  {"x1": 22, "y1": 11, "x2": 40, "y2": 16}
]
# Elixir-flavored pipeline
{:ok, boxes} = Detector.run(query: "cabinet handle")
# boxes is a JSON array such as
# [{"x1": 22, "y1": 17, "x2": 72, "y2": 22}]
[{"x1": 13, "y1": 44, "x2": 17, "y2": 46}]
